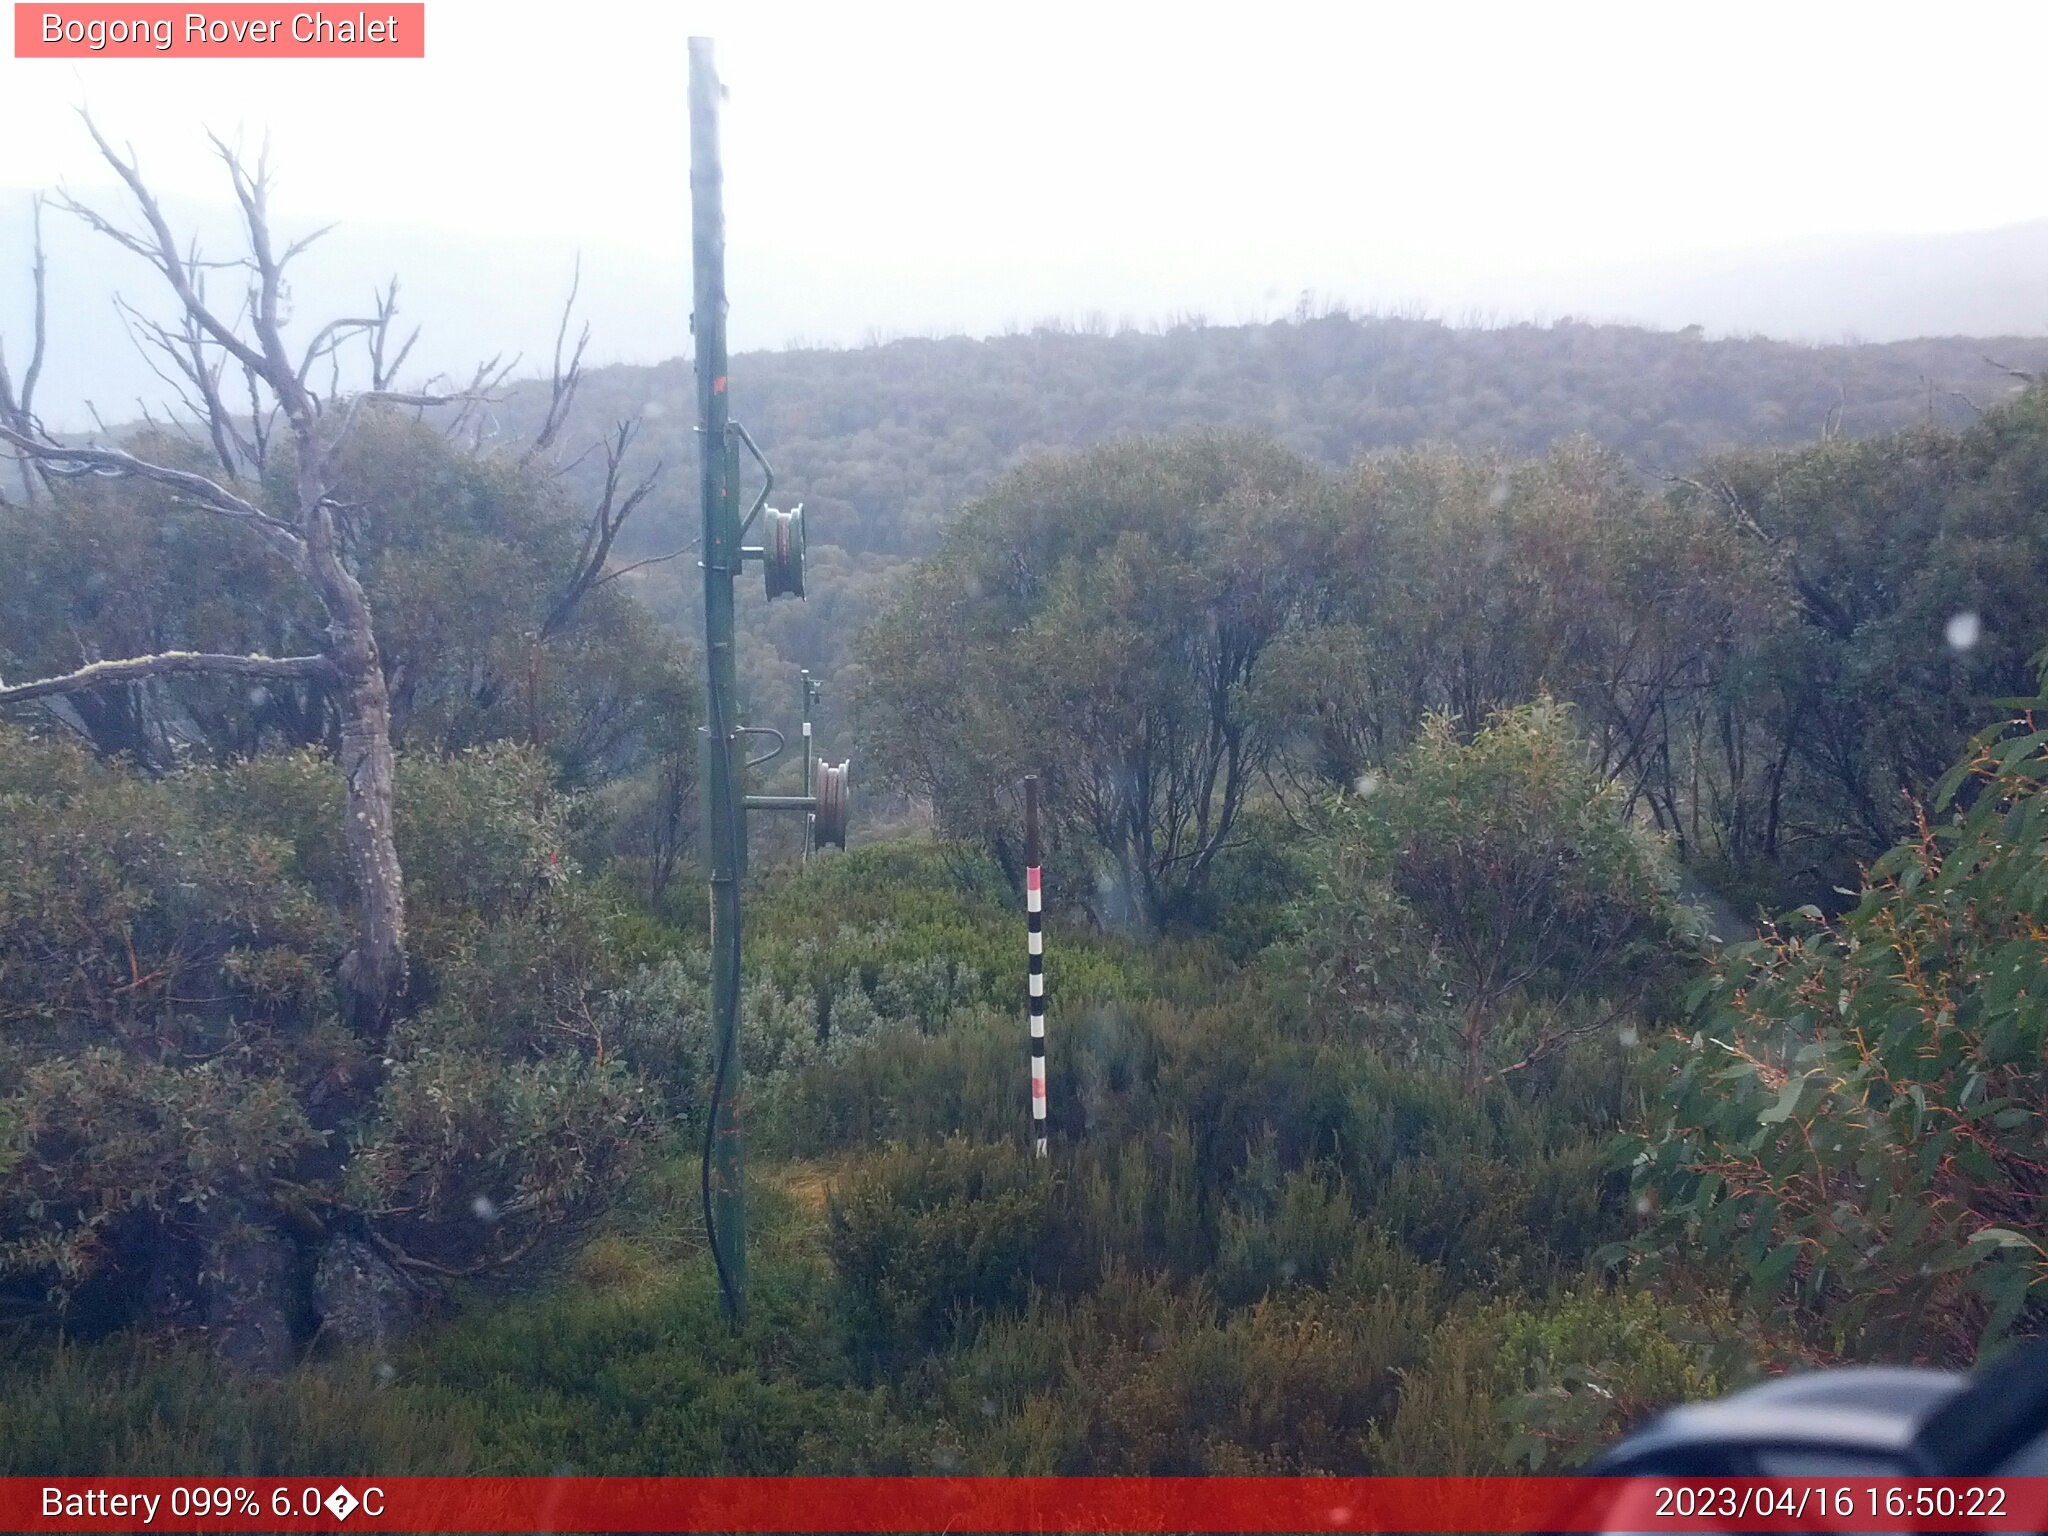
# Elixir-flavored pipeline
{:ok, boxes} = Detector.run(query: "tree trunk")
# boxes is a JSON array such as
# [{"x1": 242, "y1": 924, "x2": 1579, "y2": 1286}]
[
  {"x1": 1461, "y1": 1005, "x2": 1487, "y2": 1094},
  {"x1": 335, "y1": 649, "x2": 406, "y2": 1033},
  {"x1": 648, "y1": 749, "x2": 690, "y2": 905},
  {"x1": 307, "y1": 524, "x2": 407, "y2": 1034},
  {"x1": 0, "y1": 120, "x2": 418, "y2": 1040}
]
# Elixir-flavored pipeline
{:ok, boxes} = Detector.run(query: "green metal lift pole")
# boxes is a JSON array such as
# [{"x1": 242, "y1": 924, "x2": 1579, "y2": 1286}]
[{"x1": 690, "y1": 33, "x2": 746, "y2": 1322}]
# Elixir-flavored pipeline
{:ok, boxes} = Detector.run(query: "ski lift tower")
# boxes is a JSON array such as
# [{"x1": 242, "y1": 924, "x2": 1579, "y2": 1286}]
[{"x1": 690, "y1": 35, "x2": 849, "y2": 1324}]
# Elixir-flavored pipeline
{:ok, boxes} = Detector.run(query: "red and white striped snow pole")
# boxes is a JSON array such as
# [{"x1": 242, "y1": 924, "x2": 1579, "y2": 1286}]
[{"x1": 1024, "y1": 774, "x2": 1047, "y2": 1158}]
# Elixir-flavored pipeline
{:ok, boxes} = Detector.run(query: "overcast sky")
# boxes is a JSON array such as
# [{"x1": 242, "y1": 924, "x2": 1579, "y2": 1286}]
[{"x1": 5, "y1": 0, "x2": 2048, "y2": 414}]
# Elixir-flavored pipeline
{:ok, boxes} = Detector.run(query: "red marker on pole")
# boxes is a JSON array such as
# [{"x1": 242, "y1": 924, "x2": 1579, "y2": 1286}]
[{"x1": 1024, "y1": 775, "x2": 1046, "y2": 1157}]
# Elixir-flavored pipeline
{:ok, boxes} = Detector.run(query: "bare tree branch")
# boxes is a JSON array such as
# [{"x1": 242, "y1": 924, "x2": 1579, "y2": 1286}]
[
  {"x1": 367, "y1": 278, "x2": 420, "y2": 391},
  {"x1": 296, "y1": 315, "x2": 380, "y2": 390},
  {"x1": 431, "y1": 353, "x2": 517, "y2": 445},
  {"x1": 65, "y1": 112, "x2": 276, "y2": 383},
  {"x1": 357, "y1": 388, "x2": 466, "y2": 408},
  {"x1": 20, "y1": 195, "x2": 47, "y2": 421},
  {"x1": 588, "y1": 540, "x2": 699, "y2": 590},
  {"x1": 112, "y1": 295, "x2": 220, "y2": 458},
  {"x1": 0, "y1": 650, "x2": 337, "y2": 707},
  {"x1": 183, "y1": 300, "x2": 259, "y2": 471},
  {"x1": 279, "y1": 220, "x2": 339, "y2": 268},
  {"x1": 525, "y1": 258, "x2": 590, "y2": 466},
  {"x1": 0, "y1": 422, "x2": 300, "y2": 546},
  {"x1": 1666, "y1": 472, "x2": 1773, "y2": 547},
  {"x1": 242, "y1": 358, "x2": 277, "y2": 469},
  {"x1": 0, "y1": 195, "x2": 52, "y2": 500},
  {"x1": 540, "y1": 419, "x2": 661, "y2": 640}
]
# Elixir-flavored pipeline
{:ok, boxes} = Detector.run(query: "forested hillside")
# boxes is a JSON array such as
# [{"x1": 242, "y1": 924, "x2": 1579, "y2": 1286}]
[
  {"x1": 470, "y1": 314, "x2": 2048, "y2": 758},
  {"x1": 505, "y1": 312, "x2": 2048, "y2": 560},
  {"x1": 860, "y1": 397, "x2": 2048, "y2": 918}
]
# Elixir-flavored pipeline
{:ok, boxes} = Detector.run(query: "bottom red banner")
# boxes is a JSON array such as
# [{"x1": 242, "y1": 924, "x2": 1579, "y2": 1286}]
[{"x1": 6, "y1": 1476, "x2": 2048, "y2": 1533}]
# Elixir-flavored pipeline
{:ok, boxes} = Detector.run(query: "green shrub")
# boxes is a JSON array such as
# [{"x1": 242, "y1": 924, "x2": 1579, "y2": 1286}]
[
  {"x1": 1628, "y1": 681, "x2": 2048, "y2": 1363},
  {"x1": 344, "y1": 1051, "x2": 649, "y2": 1275},
  {"x1": 1215, "y1": 1165, "x2": 1367, "y2": 1305},
  {"x1": 0, "y1": 732, "x2": 347, "y2": 1312},
  {"x1": 0, "y1": 1339, "x2": 475, "y2": 1476},
  {"x1": 0, "y1": 727, "x2": 655, "y2": 1339},
  {"x1": 938, "y1": 1264, "x2": 1436, "y2": 1473},
  {"x1": 827, "y1": 1138, "x2": 1066, "y2": 1367},
  {"x1": 1372, "y1": 1287, "x2": 1754, "y2": 1473},
  {"x1": 1278, "y1": 700, "x2": 1692, "y2": 1087},
  {"x1": 0, "y1": 1052, "x2": 317, "y2": 1302},
  {"x1": 1170, "y1": 805, "x2": 1313, "y2": 960},
  {"x1": 2, "y1": 733, "x2": 341, "y2": 1051}
]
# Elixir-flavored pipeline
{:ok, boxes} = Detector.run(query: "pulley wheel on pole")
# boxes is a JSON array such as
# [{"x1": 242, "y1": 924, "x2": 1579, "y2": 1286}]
[
  {"x1": 764, "y1": 505, "x2": 806, "y2": 599},
  {"x1": 813, "y1": 759, "x2": 850, "y2": 848}
]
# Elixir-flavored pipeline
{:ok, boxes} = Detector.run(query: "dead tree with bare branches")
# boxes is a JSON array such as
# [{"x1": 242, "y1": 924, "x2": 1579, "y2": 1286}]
[
  {"x1": 0, "y1": 196, "x2": 50, "y2": 505},
  {"x1": 0, "y1": 119, "x2": 458, "y2": 1036}
]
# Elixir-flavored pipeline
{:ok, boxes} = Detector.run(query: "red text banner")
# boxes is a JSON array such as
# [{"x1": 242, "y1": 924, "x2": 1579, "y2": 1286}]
[
  {"x1": 5, "y1": 1476, "x2": 2048, "y2": 1532},
  {"x1": 15, "y1": 5, "x2": 425, "y2": 57}
]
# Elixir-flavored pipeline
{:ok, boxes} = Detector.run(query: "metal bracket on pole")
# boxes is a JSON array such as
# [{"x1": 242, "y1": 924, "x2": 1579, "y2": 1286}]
[
  {"x1": 744, "y1": 758, "x2": 848, "y2": 847},
  {"x1": 737, "y1": 724, "x2": 785, "y2": 770},
  {"x1": 731, "y1": 421, "x2": 775, "y2": 542}
]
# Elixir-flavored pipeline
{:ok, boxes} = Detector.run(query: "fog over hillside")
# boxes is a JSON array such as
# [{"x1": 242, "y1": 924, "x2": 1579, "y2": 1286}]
[
  {"x1": 6, "y1": 188, "x2": 2047, "y2": 431},
  {"x1": 1552, "y1": 220, "x2": 2048, "y2": 342}
]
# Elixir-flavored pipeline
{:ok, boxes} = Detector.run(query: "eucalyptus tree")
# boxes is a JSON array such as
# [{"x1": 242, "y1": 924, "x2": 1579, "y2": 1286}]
[
  {"x1": 0, "y1": 122, "x2": 453, "y2": 1031},
  {"x1": 860, "y1": 431, "x2": 1321, "y2": 931},
  {"x1": 0, "y1": 122, "x2": 682, "y2": 1032}
]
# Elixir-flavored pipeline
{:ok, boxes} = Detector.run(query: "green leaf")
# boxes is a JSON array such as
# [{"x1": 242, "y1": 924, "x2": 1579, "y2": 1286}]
[
  {"x1": 1968, "y1": 1227, "x2": 2035, "y2": 1250},
  {"x1": 1753, "y1": 1240, "x2": 1801, "y2": 1293},
  {"x1": 1924, "y1": 1242, "x2": 1989, "y2": 1275},
  {"x1": 1757, "y1": 1074, "x2": 1810, "y2": 1125}
]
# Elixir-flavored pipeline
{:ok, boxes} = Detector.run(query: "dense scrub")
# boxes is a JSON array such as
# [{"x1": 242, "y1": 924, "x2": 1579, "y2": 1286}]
[
  {"x1": 864, "y1": 389, "x2": 2048, "y2": 923},
  {"x1": 0, "y1": 730, "x2": 658, "y2": 1362},
  {"x1": 480, "y1": 314, "x2": 2048, "y2": 769},
  {"x1": 1627, "y1": 679, "x2": 2048, "y2": 1364},
  {"x1": 1279, "y1": 702, "x2": 1696, "y2": 1087},
  {"x1": 5, "y1": 684, "x2": 2043, "y2": 1471},
  {"x1": 0, "y1": 837, "x2": 1748, "y2": 1474},
  {"x1": 5, "y1": 354, "x2": 2047, "y2": 1475},
  {"x1": 515, "y1": 313, "x2": 2042, "y2": 568}
]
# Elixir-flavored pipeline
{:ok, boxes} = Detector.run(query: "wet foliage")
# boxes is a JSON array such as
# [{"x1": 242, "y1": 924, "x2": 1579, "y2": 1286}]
[{"x1": 5, "y1": 360, "x2": 2048, "y2": 1473}]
